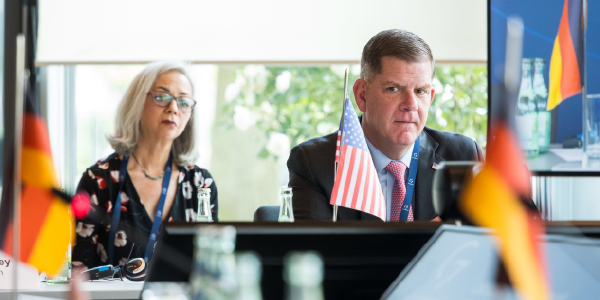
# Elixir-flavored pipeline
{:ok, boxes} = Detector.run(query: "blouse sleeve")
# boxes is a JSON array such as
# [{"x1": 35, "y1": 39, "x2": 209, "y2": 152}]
[{"x1": 72, "y1": 169, "x2": 110, "y2": 269}]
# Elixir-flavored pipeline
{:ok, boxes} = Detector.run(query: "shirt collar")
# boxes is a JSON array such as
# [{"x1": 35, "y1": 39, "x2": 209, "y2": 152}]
[{"x1": 365, "y1": 137, "x2": 415, "y2": 172}]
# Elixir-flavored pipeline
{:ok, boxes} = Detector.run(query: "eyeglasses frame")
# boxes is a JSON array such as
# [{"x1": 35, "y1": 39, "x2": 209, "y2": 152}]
[{"x1": 147, "y1": 91, "x2": 197, "y2": 113}]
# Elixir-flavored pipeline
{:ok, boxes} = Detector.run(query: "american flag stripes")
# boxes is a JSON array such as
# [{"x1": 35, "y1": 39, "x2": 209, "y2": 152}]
[{"x1": 330, "y1": 98, "x2": 386, "y2": 221}]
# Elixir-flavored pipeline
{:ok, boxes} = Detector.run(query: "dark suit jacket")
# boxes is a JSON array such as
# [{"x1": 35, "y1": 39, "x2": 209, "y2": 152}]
[{"x1": 287, "y1": 126, "x2": 483, "y2": 221}]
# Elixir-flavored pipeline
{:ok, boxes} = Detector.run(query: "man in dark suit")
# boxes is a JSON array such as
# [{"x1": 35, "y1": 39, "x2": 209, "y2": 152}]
[{"x1": 287, "y1": 29, "x2": 483, "y2": 221}]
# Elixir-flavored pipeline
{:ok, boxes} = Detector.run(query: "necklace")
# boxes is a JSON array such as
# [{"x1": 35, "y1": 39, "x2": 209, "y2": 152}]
[{"x1": 131, "y1": 152, "x2": 165, "y2": 180}]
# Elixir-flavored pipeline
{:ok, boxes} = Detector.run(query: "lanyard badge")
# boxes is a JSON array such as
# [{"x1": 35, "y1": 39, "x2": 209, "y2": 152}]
[
  {"x1": 399, "y1": 136, "x2": 420, "y2": 222},
  {"x1": 108, "y1": 153, "x2": 173, "y2": 264}
]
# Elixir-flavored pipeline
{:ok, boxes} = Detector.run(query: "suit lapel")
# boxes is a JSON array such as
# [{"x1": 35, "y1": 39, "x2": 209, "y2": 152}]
[{"x1": 414, "y1": 131, "x2": 445, "y2": 220}]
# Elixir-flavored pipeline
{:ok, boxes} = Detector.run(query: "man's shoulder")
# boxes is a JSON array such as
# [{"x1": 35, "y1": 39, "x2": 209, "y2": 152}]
[
  {"x1": 288, "y1": 131, "x2": 338, "y2": 173},
  {"x1": 292, "y1": 131, "x2": 338, "y2": 152},
  {"x1": 422, "y1": 127, "x2": 482, "y2": 161},
  {"x1": 423, "y1": 127, "x2": 475, "y2": 145}
]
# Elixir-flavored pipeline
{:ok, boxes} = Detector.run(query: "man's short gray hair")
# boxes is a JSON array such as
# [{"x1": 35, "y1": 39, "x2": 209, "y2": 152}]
[
  {"x1": 107, "y1": 61, "x2": 198, "y2": 167},
  {"x1": 360, "y1": 29, "x2": 435, "y2": 82}
]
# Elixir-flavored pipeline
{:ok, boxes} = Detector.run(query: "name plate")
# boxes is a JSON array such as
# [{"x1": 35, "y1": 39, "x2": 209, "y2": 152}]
[{"x1": 0, "y1": 251, "x2": 40, "y2": 290}]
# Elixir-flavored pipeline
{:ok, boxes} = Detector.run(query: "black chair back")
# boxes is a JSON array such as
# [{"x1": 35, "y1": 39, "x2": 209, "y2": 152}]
[{"x1": 253, "y1": 205, "x2": 280, "y2": 221}]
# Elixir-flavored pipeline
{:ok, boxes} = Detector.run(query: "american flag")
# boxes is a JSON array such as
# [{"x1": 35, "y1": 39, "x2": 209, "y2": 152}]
[{"x1": 330, "y1": 98, "x2": 386, "y2": 220}]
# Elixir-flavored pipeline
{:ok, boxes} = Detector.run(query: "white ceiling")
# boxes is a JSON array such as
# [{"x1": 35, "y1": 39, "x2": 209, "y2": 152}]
[{"x1": 37, "y1": 0, "x2": 487, "y2": 65}]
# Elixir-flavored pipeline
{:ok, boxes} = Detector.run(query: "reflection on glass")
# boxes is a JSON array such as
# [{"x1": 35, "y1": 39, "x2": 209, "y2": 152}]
[
  {"x1": 46, "y1": 64, "x2": 485, "y2": 221},
  {"x1": 516, "y1": 58, "x2": 539, "y2": 157},
  {"x1": 534, "y1": 58, "x2": 550, "y2": 154}
]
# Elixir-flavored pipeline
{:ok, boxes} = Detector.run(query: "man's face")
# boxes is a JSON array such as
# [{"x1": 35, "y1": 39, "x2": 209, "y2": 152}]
[{"x1": 354, "y1": 56, "x2": 435, "y2": 159}]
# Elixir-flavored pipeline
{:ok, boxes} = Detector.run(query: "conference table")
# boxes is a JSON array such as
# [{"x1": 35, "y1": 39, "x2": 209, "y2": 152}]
[{"x1": 1, "y1": 221, "x2": 600, "y2": 300}]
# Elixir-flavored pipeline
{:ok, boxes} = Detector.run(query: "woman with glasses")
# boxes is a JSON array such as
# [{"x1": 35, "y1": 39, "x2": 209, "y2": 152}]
[{"x1": 72, "y1": 61, "x2": 218, "y2": 270}]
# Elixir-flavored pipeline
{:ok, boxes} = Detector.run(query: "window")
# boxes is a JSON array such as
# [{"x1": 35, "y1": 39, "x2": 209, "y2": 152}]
[{"x1": 43, "y1": 64, "x2": 487, "y2": 221}]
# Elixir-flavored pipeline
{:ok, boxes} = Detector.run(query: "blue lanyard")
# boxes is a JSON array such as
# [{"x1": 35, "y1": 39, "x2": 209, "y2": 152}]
[
  {"x1": 108, "y1": 153, "x2": 173, "y2": 264},
  {"x1": 399, "y1": 136, "x2": 420, "y2": 222}
]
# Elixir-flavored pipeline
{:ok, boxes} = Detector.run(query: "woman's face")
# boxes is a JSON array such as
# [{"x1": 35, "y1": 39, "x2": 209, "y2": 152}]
[{"x1": 140, "y1": 72, "x2": 193, "y2": 143}]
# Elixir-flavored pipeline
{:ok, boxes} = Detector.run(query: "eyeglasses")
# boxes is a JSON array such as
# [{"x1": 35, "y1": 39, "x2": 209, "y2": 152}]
[{"x1": 148, "y1": 91, "x2": 196, "y2": 113}]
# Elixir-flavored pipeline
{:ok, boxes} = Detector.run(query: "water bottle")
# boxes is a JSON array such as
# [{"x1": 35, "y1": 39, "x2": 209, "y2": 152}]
[
  {"x1": 283, "y1": 251, "x2": 325, "y2": 300},
  {"x1": 48, "y1": 211, "x2": 72, "y2": 284},
  {"x1": 278, "y1": 187, "x2": 294, "y2": 222},
  {"x1": 235, "y1": 252, "x2": 263, "y2": 300},
  {"x1": 47, "y1": 248, "x2": 71, "y2": 283},
  {"x1": 515, "y1": 58, "x2": 539, "y2": 157},
  {"x1": 142, "y1": 282, "x2": 192, "y2": 300},
  {"x1": 197, "y1": 188, "x2": 213, "y2": 222},
  {"x1": 534, "y1": 58, "x2": 551, "y2": 154},
  {"x1": 213, "y1": 226, "x2": 237, "y2": 300},
  {"x1": 191, "y1": 226, "x2": 237, "y2": 300},
  {"x1": 191, "y1": 227, "x2": 212, "y2": 300}
]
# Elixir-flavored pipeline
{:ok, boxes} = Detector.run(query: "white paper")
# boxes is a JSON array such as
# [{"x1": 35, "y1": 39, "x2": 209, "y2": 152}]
[
  {"x1": 0, "y1": 251, "x2": 40, "y2": 290},
  {"x1": 550, "y1": 148, "x2": 583, "y2": 162}
]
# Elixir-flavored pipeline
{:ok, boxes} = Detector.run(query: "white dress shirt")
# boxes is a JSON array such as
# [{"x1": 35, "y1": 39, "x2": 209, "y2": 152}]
[{"x1": 365, "y1": 138, "x2": 415, "y2": 222}]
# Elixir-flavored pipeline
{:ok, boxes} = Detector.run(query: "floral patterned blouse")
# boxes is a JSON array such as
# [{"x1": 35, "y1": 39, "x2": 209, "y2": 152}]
[{"x1": 72, "y1": 152, "x2": 218, "y2": 269}]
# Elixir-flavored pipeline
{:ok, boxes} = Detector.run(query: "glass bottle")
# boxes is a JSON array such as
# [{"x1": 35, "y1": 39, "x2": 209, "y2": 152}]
[
  {"x1": 47, "y1": 249, "x2": 71, "y2": 283},
  {"x1": 534, "y1": 58, "x2": 551, "y2": 154},
  {"x1": 197, "y1": 188, "x2": 213, "y2": 222},
  {"x1": 213, "y1": 226, "x2": 237, "y2": 300},
  {"x1": 235, "y1": 252, "x2": 263, "y2": 300},
  {"x1": 191, "y1": 227, "x2": 212, "y2": 300},
  {"x1": 283, "y1": 251, "x2": 324, "y2": 300},
  {"x1": 515, "y1": 58, "x2": 539, "y2": 157},
  {"x1": 205, "y1": 228, "x2": 220, "y2": 300},
  {"x1": 48, "y1": 209, "x2": 72, "y2": 284},
  {"x1": 142, "y1": 282, "x2": 192, "y2": 300},
  {"x1": 278, "y1": 187, "x2": 294, "y2": 222}
]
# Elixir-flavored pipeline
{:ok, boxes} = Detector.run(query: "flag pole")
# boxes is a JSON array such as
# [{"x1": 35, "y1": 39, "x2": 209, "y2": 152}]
[
  {"x1": 582, "y1": 0, "x2": 589, "y2": 166},
  {"x1": 333, "y1": 68, "x2": 349, "y2": 222},
  {"x1": 11, "y1": 34, "x2": 26, "y2": 300}
]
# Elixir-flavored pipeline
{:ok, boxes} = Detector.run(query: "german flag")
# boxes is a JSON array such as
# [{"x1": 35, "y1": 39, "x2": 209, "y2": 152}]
[
  {"x1": 0, "y1": 86, "x2": 73, "y2": 276},
  {"x1": 460, "y1": 122, "x2": 548, "y2": 300},
  {"x1": 547, "y1": 0, "x2": 585, "y2": 111}
]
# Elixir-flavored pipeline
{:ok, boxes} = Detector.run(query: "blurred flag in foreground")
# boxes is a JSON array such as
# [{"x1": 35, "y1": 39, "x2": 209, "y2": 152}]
[
  {"x1": 547, "y1": 0, "x2": 585, "y2": 111},
  {"x1": 460, "y1": 122, "x2": 548, "y2": 300},
  {"x1": 0, "y1": 85, "x2": 74, "y2": 276},
  {"x1": 331, "y1": 98, "x2": 386, "y2": 220},
  {"x1": 460, "y1": 13, "x2": 549, "y2": 299}
]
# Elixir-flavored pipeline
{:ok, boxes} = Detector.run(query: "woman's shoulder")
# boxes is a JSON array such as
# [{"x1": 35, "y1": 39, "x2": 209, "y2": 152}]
[
  {"x1": 178, "y1": 165, "x2": 215, "y2": 189},
  {"x1": 87, "y1": 153, "x2": 122, "y2": 171},
  {"x1": 77, "y1": 152, "x2": 123, "y2": 197},
  {"x1": 179, "y1": 164, "x2": 211, "y2": 174},
  {"x1": 84, "y1": 152, "x2": 123, "y2": 179}
]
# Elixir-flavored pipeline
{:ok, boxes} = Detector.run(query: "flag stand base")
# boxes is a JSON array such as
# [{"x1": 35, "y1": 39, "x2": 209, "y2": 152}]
[{"x1": 332, "y1": 205, "x2": 338, "y2": 222}]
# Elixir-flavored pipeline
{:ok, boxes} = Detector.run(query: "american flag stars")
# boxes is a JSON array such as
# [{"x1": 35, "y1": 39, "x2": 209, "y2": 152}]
[{"x1": 342, "y1": 105, "x2": 368, "y2": 151}]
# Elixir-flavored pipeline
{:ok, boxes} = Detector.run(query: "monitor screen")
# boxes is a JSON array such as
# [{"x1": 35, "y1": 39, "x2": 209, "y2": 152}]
[
  {"x1": 382, "y1": 225, "x2": 600, "y2": 299},
  {"x1": 488, "y1": 0, "x2": 600, "y2": 175}
]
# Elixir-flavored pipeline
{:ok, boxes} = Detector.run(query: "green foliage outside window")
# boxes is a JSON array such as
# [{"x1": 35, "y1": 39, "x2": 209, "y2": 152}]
[
  {"x1": 220, "y1": 65, "x2": 487, "y2": 159},
  {"x1": 429, "y1": 65, "x2": 488, "y2": 148}
]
